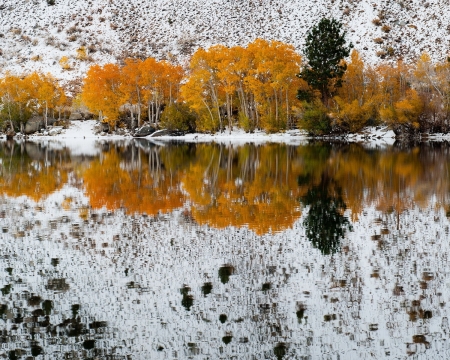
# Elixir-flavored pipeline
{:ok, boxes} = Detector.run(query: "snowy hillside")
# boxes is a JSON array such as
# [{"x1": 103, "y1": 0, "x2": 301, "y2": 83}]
[{"x1": 0, "y1": 0, "x2": 449, "y2": 81}]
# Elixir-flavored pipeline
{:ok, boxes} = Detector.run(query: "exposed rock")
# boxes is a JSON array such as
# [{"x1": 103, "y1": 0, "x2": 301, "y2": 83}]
[
  {"x1": 101, "y1": 122, "x2": 110, "y2": 133},
  {"x1": 24, "y1": 116, "x2": 56, "y2": 134},
  {"x1": 134, "y1": 124, "x2": 157, "y2": 137},
  {"x1": 24, "y1": 116, "x2": 44, "y2": 134},
  {"x1": 48, "y1": 127, "x2": 63, "y2": 136},
  {"x1": 148, "y1": 129, "x2": 171, "y2": 137},
  {"x1": 69, "y1": 112, "x2": 83, "y2": 120}
]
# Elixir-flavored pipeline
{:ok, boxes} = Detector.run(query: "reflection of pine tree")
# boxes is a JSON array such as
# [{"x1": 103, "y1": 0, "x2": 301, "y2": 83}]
[{"x1": 301, "y1": 176, "x2": 352, "y2": 255}]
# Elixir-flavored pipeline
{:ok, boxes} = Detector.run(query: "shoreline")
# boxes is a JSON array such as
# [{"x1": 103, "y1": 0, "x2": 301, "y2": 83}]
[{"x1": 6, "y1": 120, "x2": 450, "y2": 146}]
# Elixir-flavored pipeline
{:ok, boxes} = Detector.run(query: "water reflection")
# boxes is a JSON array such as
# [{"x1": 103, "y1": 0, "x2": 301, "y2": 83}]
[
  {"x1": 1, "y1": 140, "x2": 450, "y2": 358},
  {"x1": 301, "y1": 176, "x2": 352, "y2": 255},
  {"x1": 2, "y1": 140, "x2": 450, "y2": 235}
]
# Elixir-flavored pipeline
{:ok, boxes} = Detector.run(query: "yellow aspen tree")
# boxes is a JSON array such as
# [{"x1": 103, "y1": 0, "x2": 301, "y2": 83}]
[
  {"x1": 139, "y1": 58, "x2": 183, "y2": 125},
  {"x1": 246, "y1": 39, "x2": 302, "y2": 132},
  {"x1": 81, "y1": 63, "x2": 122, "y2": 127},
  {"x1": 333, "y1": 50, "x2": 374, "y2": 132},
  {"x1": 181, "y1": 46, "x2": 225, "y2": 132},
  {"x1": 120, "y1": 58, "x2": 143, "y2": 129}
]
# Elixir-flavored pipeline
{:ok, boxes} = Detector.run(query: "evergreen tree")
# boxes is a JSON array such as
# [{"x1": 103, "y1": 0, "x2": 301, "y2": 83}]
[{"x1": 298, "y1": 18, "x2": 353, "y2": 105}]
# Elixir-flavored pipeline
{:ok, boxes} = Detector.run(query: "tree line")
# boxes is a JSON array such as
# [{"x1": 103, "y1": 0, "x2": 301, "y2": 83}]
[
  {"x1": 0, "y1": 72, "x2": 66, "y2": 132},
  {"x1": 1, "y1": 19, "x2": 450, "y2": 135}
]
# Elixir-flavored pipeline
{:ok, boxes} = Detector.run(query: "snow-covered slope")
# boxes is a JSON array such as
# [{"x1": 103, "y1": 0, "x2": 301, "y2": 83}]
[{"x1": 1, "y1": 0, "x2": 449, "y2": 81}]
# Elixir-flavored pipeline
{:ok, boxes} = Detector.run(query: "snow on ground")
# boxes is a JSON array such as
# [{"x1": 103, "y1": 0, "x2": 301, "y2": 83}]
[{"x1": 21, "y1": 120, "x2": 400, "y2": 148}]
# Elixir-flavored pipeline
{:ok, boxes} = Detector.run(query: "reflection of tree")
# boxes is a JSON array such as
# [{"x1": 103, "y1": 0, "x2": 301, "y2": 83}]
[
  {"x1": 0, "y1": 142, "x2": 69, "y2": 201},
  {"x1": 184, "y1": 144, "x2": 303, "y2": 234},
  {"x1": 301, "y1": 176, "x2": 352, "y2": 255},
  {"x1": 83, "y1": 144, "x2": 186, "y2": 215}
]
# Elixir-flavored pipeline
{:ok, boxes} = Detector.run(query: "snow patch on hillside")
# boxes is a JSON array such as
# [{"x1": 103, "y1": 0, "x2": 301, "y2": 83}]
[{"x1": 1, "y1": 0, "x2": 449, "y2": 82}]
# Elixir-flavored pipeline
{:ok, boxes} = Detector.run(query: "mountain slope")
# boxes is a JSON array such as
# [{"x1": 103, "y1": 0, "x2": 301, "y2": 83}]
[{"x1": 0, "y1": 0, "x2": 449, "y2": 81}]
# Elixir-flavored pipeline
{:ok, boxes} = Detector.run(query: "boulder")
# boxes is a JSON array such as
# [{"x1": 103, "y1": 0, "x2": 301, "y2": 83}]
[
  {"x1": 24, "y1": 116, "x2": 44, "y2": 134},
  {"x1": 148, "y1": 129, "x2": 171, "y2": 137},
  {"x1": 101, "y1": 122, "x2": 110, "y2": 133},
  {"x1": 83, "y1": 112, "x2": 94, "y2": 120},
  {"x1": 69, "y1": 112, "x2": 83, "y2": 120},
  {"x1": 48, "y1": 126, "x2": 63, "y2": 136},
  {"x1": 134, "y1": 124, "x2": 156, "y2": 137},
  {"x1": 24, "y1": 116, "x2": 56, "y2": 134}
]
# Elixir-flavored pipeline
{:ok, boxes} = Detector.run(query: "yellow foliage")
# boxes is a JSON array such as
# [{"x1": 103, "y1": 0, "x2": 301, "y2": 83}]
[
  {"x1": 76, "y1": 46, "x2": 87, "y2": 60},
  {"x1": 59, "y1": 56, "x2": 71, "y2": 70},
  {"x1": 81, "y1": 63, "x2": 122, "y2": 126},
  {"x1": 334, "y1": 98, "x2": 373, "y2": 132},
  {"x1": 380, "y1": 89, "x2": 423, "y2": 127},
  {"x1": 181, "y1": 39, "x2": 303, "y2": 133}
]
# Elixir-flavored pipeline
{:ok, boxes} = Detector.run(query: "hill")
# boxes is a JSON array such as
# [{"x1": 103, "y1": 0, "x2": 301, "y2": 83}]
[{"x1": 0, "y1": 0, "x2": 449, "y2": 82}]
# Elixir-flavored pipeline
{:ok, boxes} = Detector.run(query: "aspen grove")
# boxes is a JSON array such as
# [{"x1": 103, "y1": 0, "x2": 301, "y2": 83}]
[{"x1": 1, "y1": 39, "x2": 450, "y2": 135}]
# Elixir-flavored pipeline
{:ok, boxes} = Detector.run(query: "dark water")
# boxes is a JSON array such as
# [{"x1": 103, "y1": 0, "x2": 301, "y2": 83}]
[{"x1": 1, "y1": 139, "x2": 450, "y2": 359}]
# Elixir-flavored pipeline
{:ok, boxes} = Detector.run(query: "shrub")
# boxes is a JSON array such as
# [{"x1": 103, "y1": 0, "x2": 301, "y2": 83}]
[
  {"x1": 373, "y1": 37, "x2": 383, "y2": 44},
  {"x1": 238, "y1": 112, "x2": 254, "y2": 133},
  {"x1": 59, "y1": 56, "x2": 71, "y2": 70},
  {"x1": 298, "y1": 100, "x2": 331, "y2": 136},
  {"x1": 47, "y1": 0, "x2": 55, "y2": 5},
  {"x1": 76, "y1": 46, "x2": 87, "y2": 60},
  {"x1": 160, "y1": 103, "x2": 196, "y2": 132},
  {"x1": 333, "y1": 98, "x2": 373, "y2": 133},
  {"x1": 381, "y1": 25, "x2": 391, "y2": 33},
  {"x1": 66, "y1": 26, "x2": 78, "y2": 35},
  {"x1": 46, "y1": 36, "x2": 56, "y2": 46},
  {"x1": 376, "y1": 50, "x2": 387, "y2": 58},
  {"x1": 372, "y1": 18, "x2": 382, "y2": 26}
]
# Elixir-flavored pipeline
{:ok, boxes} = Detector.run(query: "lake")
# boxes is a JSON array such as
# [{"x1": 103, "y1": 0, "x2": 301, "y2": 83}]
[{"x1": 0, "y1": 139, "x2": 449, "y2": 359}]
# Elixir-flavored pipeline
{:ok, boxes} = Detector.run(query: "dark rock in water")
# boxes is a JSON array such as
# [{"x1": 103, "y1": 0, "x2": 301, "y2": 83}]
[
  {"x1": 24, "y1": 116, "x2": 56, "y2": 134},
  {"x1": 134, "y1": 124, "x2": 156, "y2": 137}
]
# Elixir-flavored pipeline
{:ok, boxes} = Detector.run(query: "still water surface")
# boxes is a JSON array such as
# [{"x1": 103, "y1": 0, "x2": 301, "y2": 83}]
[{"x1": 1, "y1": 140, "x2": 450, "y2": 359}]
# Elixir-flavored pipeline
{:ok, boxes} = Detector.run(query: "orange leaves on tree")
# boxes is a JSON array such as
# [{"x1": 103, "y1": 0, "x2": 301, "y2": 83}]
[
  {"x1": 81, "y1": 63, "x2": 122, "y2": 127},
  {"x1": 81, "y1": 59, "x2": 184, "y2": 128},
  {"x1": 181, "y1": 39, "x2": 303, "y2": 133},
  {"x1": 0, "y1": 72, "x2": 64, "y2": 130}
]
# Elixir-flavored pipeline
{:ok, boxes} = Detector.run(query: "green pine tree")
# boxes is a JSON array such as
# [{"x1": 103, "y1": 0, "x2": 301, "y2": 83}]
[{"x1": 297, "y1": 18, "x2": 353, "y2": 105}]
